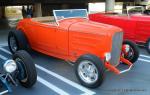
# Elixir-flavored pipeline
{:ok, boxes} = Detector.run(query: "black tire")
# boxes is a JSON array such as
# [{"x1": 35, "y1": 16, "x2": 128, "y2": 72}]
[
  {"x1": 8, "y1": 30, "x2": 30, "y2": 54},
  {"x1": 146, "y1": 39, "x2": 150, "y2": 54},
  {"x1": 13, "y1": 50, "x2": 37, "y2": 88},
  {"x1": 75, "y1": 54, "x2": 105, "y2": 88},
  {"x1": 8, "y1": 31, "x2": 19, "y2": 54},
  {"x1": 122, "y1": 40, "x2": 139, "y2": 63}
]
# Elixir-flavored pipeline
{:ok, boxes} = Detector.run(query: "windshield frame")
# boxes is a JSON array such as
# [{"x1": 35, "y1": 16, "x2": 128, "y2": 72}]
[{"x1": 53, "y1": 9, "x2": 88, "y2": 25}]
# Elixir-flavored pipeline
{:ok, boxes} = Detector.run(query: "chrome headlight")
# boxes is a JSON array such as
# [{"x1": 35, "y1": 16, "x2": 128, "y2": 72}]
[
  {"x1": 125, "y1": 45, "x2": 130, "y2": 53},
  {"x1": 3, "y1": 60, "x2": 17, "y2": 73},
  {"x1": 105, "y1": 52, "x2": 111, "y2": 62}
]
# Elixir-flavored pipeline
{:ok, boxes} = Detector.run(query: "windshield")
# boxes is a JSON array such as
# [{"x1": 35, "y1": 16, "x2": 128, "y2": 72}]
[{"x1": 53, "y1": 9, "x2": 88, "y2": 21}]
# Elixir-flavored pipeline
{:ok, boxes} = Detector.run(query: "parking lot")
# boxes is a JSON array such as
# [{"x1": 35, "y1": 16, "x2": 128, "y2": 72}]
[
  {"x1": 0, "y1": 40, "x2": 150, "y2": 95},
  {"x1": 1, "y1": 1, "x2": 150, "y2": 95},
  {"x1": 0, "y1": 22, "x2": 150, "y2": 95}
]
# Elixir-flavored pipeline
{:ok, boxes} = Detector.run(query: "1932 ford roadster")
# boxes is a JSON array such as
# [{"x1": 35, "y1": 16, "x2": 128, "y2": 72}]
[
  {"x1": 0, "y1": 50, "x2": 37, "y2": 94},
  {"x1": 8, "y1": 9, "x2": 139, "y2": 88},
  {"x1": 89, "y1": 8, "x2": 150, "y2": 53}
]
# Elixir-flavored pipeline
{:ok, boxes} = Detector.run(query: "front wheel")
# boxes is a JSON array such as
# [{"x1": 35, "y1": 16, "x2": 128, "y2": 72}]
[
  {"x1": 122, "y1": 40, "x2": 139, "y2": 63},
  {"x1": 75, "y1": 54, "x2": 105, "y2": 88},
  {"x1": 13, "y1": 50, "x2": 37, "y2": 88}
]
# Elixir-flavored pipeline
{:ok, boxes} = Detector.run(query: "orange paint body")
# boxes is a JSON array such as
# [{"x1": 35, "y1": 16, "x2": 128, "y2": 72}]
[{"x1": 16, "y1": 17, "x2": 131, "y2": 74}]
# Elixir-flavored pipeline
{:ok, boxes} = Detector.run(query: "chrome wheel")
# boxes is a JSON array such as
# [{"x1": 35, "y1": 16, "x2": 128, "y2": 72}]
[
  {"x1": 78, "y1": 60, "x2": 98, "y2": 84},
  {"x1": 122, "y1": 44, "x2": 134, "y2": 61},
  {"x1": 9, "y1": 36, "x2": 18, "y2": 52}
]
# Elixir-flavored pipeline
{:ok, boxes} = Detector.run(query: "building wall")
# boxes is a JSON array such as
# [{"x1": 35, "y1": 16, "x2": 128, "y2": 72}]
[
  {"x1": 42, "y1": 3, "x2": 88, "y2": 16},
  {"x1": 0, "y1": 6, "x2": 5, "y2": 18}
]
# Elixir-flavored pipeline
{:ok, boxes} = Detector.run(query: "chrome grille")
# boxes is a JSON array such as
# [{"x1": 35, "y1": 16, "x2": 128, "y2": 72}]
[{"x1": 110, "y1": 32, "x2": 123, "y2": 66}]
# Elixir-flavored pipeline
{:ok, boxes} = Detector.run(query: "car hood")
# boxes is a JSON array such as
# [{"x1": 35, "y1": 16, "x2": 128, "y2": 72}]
[{"x1": 68, "y1": 18, "x2": 122, "y2": 36}]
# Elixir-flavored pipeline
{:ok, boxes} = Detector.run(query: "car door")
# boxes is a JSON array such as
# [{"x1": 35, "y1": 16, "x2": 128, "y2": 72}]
[
  {"x1": 93, "y1": 15, "x2": 136, "y2": 41},
  {"x1": 135, "y1": 20, "x2": 150, "y2": 43},
  {"x1": 55, "y1": 27, "x2": 69, "y2": 57},
  {"x1": 35, "y1": 24, "x2": 58, "y2": 55},
  {"x1": 104, "y1": 16, "x2": 136, "y2": 41},
  {"x1": 121, "y1": 17, "x2": 136, "y2": 41}
]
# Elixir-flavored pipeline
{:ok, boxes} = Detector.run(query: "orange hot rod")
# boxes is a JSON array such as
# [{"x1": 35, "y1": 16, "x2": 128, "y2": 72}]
[{"x1": 8, "y1": 9, "x2": 139, "y2": 88}]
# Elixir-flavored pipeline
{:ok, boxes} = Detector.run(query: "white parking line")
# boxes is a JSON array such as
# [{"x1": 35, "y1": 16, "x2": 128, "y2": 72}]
[
  {"x1": 37, "y1": 76, "x2": 70, "y2": 95},
  {"x1": 140, "y1": 54, "x2": 150, "y2": 59},
  {"x1": 0, "y1": 54, "x2": 8, "y2": 60},
  {"x1": 138, "y1": 58, "x2": 150, "y2": 63},
  {"x1": 0, "y1": 47, "x2": 95, "y2": 95},
  {"x1": 0, "y1": 47, "x2": 12, "y2": 55},
  {"x1": 0, "y1": 43, "x2": 8, "y2": 47},
  {"x1": 36, "y1": 64, "x2": 96, "y2": 95},
  {"x1": 1, "y1": 46, "x2": 149, "y2": 94},
  {"x1": 81, "y1": 93, "x2": 94, "y2": 95}
]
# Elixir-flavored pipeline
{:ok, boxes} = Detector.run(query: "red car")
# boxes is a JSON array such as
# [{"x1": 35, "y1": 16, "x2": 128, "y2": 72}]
[
  {"x1": 89, "y1": 12, "x2": 150, "y2": 53},
  {"x1": 8, "y1": 9, "x2": 139, "y2": 88}
]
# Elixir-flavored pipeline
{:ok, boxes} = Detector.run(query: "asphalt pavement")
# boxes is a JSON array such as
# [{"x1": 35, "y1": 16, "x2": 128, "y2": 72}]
[
  {"x1": 0, "y1": 18, "x2": 150, "y2": 95},
  {"x1": 0, "y1": 43, "x2": 150, "y2": 95}
]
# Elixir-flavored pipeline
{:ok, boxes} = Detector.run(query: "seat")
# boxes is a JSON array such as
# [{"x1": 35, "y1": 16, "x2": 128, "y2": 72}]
[{"x1": 32, "y1": 16, "x2": 57, "y2": 25}]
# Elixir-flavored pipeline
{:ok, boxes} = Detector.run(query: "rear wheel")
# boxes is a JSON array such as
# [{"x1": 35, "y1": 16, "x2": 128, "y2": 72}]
[
  {"x1": 75, "y1": 54, "x2": 105, "y2": 88},
  {"x1": 13, "y1": 50, "x2": 37, "y2": 88},
  {"x1": 8, "y1": 31, "x2": 19, "y2": 54},
  {"x1": 146, "y1": 39, "x2": 150, "y2": 54},
  {"x1": 122, "y1": 40, "x2": 139, "y2": 63},
  {"x1": 8, "y1": 30, "x2": 30, "y2": 54}
]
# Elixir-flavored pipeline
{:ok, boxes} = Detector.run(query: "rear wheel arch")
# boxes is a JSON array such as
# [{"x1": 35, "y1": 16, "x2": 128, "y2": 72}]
[{"x1": 8, "y1": 30, "x2": 30, "y2": 53}]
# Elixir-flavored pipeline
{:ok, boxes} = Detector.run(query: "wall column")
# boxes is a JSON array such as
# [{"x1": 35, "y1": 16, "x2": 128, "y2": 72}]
[
  {"x1": 105, "y1": 0, "x2": 115, "y2": 12},
  {"x1": 122, "y1": 2, "x2": 127, "y2": 14},
  {"x1": 61, "y1": 4, "x2": 69, "y2": 9},
  {"x1": 0, "y1": 7, "x2": 2, "y2": 18},
  {"x1": 0, "y1": 6, "x2": 5, "y2": 18},
  {"x1": 34, "y1": 3, "x2": 42, "y2": 17},
  {"x1": 135, "y1": 0, "x2": 141, "y2": 5}
]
